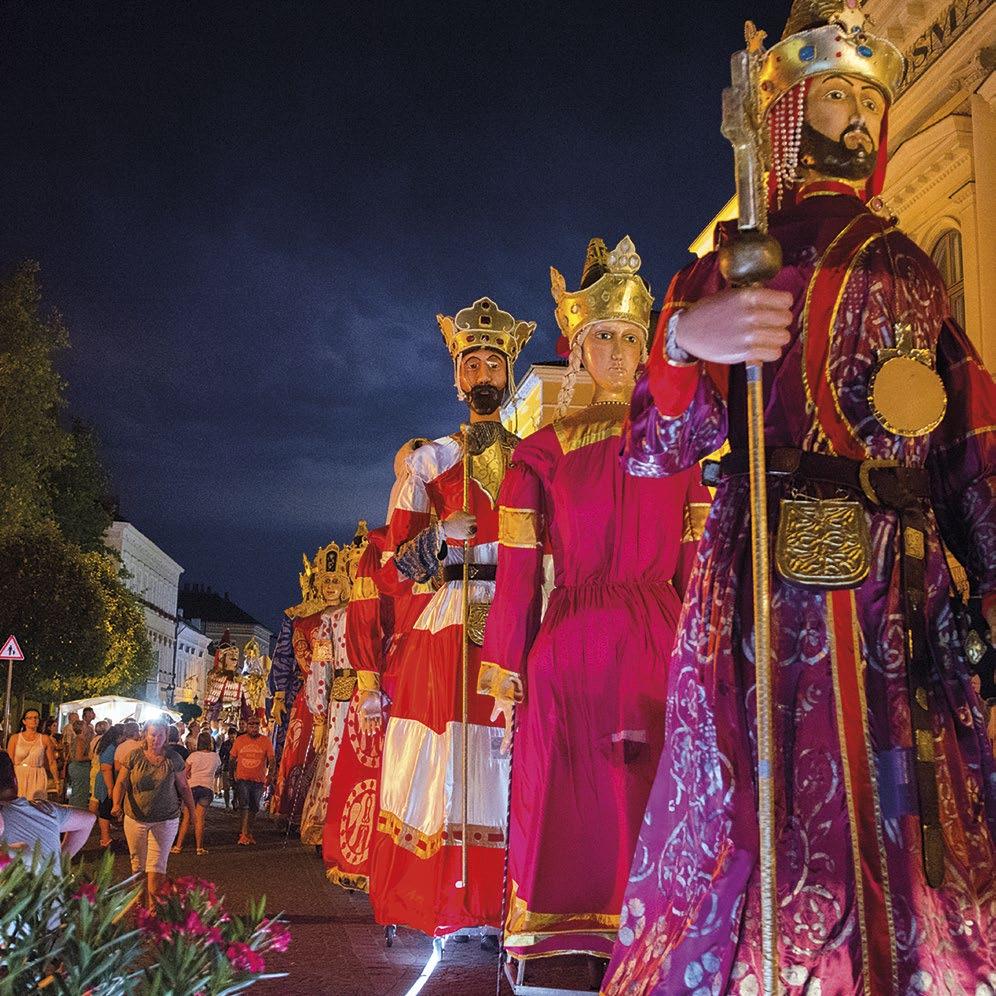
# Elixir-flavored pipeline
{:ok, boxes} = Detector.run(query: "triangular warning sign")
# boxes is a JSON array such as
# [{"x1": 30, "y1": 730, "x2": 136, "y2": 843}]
[{"x1": 0, "y1": 635, "x2": 24, "y2": 660}]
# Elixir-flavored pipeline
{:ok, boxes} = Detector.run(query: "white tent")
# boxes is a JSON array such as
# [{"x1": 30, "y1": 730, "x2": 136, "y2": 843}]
[{"x1": 57, "y1": 695, "x2": 180, "y2": 730}]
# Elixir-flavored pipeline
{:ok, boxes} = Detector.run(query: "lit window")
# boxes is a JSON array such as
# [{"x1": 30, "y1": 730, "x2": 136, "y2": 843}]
[{"x1": 931, "y1": 229, "x2": 965, "y2": 329}]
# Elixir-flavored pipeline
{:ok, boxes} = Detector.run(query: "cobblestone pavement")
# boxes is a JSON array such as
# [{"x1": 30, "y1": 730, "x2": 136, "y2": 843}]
[{"x1": 85, "y1": 802, "x2": 597, "y2": 996}]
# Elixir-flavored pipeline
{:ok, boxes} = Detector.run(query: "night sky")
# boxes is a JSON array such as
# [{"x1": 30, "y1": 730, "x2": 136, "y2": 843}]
[{"x1": 1, "y1": 0, "x2": 788, "y2": 635}]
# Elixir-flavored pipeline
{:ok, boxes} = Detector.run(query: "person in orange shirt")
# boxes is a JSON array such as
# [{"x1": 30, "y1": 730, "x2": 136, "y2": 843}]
[{"x1": 230, "y1": 716, "x2": 275, "y2": 845}]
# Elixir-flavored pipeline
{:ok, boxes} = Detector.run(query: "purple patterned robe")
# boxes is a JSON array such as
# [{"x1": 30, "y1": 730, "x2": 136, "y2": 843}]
[{"x1": 603, "y1": 192, "x2": 996, "y2": 995}]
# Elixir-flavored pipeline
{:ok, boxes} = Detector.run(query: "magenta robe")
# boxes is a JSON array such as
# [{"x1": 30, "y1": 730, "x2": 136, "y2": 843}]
[
  {"x1": 603, "y1": 191, "x2": 996, "y2": 994},
  {"x1": 480, "y1": 402, "x2": 709, "y2": 959}
]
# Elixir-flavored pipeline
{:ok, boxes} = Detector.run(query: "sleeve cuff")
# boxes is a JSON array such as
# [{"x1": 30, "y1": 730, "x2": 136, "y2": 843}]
[
  {"x1": 478, "y1": 661, "x2": 519, "y2": 699},
  {"x1": 357, "y1": 670, "x2": 381, "y2": 693}
]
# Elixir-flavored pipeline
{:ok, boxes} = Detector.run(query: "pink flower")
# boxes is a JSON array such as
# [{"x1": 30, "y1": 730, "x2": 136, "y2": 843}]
[
  {"x1": 136, "y1": 906, "x2": 173, "y2": 944},
  {"x1": 226, "y1": 942, "x2": 266, "y2": 974},
  {"x1": 182, "y1": 909, "x2": 206, "y2": 936},
  {"x1": 260, "y1": 918, "x2": 291, "y2": 953},
  {"x1": 0, "y1": 851, "x2": 11, "y2": 871},
  {"x1": 73, "y1": 882, "x2": 98, "y2": 902},
  {"x1": 204, "y1": 926, "x2": 223, "y2": 945}
]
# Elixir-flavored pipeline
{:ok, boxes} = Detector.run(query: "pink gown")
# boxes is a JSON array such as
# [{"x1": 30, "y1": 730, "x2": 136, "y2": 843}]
[{"x1": 480, "y1": 401, "x2": 710, "y2": 959}]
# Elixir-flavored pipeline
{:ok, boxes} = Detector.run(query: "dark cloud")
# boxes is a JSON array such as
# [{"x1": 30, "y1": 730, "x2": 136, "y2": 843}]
[{"x1": 0, "y1": 0, "x2": 789, "y2": 631}]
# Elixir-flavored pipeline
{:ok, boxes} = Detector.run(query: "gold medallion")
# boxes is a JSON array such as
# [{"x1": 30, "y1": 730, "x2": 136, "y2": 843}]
[{"x1": 869, "y1": 323, "x2": 947, "y2": 437}]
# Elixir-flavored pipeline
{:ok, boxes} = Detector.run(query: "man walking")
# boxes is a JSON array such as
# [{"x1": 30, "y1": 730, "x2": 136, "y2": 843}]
[{"x1": 230, "y1": 716, "x2": 274, "y2": 845}]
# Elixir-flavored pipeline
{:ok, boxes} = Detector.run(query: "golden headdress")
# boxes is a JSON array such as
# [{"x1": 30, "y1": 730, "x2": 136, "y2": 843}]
[
  {"x1": 551, "y1": 236, "x2": 653, "y2": 355},
  {"x1": 437, "y1": 297, "x2": 536, "y2": 365},
  {"x1": 756, "y1": 0, "x2": 904, "y2": 121},
  {"x1": 343, "y1": 519, "x2": 369, "y2": 584}
]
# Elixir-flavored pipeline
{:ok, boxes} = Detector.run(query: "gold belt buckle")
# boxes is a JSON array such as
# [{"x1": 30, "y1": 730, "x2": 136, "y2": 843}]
[{"x1": 858, "y1": 458, "x2": 899, "y2": 507}]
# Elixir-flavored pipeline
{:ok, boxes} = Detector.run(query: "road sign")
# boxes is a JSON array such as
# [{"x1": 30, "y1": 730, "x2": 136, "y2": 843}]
[{"x1": 0, "y1": 634, "x2": 24, "y2": 660}]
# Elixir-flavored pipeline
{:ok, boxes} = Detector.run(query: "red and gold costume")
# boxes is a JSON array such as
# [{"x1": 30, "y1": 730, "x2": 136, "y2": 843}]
[
  {"x1": 368, "y1": 298, "x2": 535, "y2": 936},
  {"x1": 271, "y1": 540, "x2": 350, "y2": 824},
  {"x1": 480, "y1": 238, "x2": 710, "y2": 961}
]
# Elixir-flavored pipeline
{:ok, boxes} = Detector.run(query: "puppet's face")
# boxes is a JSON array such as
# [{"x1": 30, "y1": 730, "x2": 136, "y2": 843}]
[
  {"x1": 459, "y1": 349, "x2": 508, "y2": 414},
  {"x1": 800, "y1": 74, "x2": 885, "y2": 182},
  {"x1": 581, "y1": 320, "x2": 645, "y2": 396},
  {"x1": 320, "y1": 572, "x2": 346, "y2": 605}
]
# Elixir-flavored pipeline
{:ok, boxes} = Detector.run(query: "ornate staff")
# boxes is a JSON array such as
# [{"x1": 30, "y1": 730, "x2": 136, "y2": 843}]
[
  {"x1": 719, "y1": 24, "x2": 783, "y2": 996},
  {"x1": 457, "y1": 422, "x2": 472, "y2": 889}
]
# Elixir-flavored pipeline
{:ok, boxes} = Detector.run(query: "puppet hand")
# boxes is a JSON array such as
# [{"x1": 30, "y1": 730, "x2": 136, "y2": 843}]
[
  {"x1": 675, "y1": 287, "x2": 793, "y2": 365},
  {"x1": 270, "y1": 692, "x2": 286, "y2": 726},
  {"x1": 357, "y1": 690, "x2": 384, "y2": 735}
]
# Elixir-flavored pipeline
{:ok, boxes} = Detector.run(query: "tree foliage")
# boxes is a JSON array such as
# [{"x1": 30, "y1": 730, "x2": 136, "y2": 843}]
[{"x1": 0, "y1": 262, "x2": 153, "y2": 703}]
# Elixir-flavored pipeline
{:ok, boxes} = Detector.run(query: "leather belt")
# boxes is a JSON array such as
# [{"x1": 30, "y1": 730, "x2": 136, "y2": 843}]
[
  {"x1": 442, "y1": 563, "x2": 497, "y2": 583},
  {"x1": 704, "y1": 445, "x2": 944, "y2": 886},
  {"x1": 702, "y1": 446, "x2": 929, "y2": 507}
]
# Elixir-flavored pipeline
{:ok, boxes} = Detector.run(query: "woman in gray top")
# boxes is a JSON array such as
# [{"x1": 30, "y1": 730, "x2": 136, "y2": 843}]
[{"x1": 111, "y1": 717, "x2": 195, "y2": 908}]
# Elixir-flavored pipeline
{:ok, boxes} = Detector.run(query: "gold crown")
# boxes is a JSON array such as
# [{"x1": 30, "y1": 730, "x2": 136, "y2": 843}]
[
  {"x1": 757, "y1": 0, "x2": 904, "y2": 120},
  {"x1": 437, "y1": 297, "x2": 536, "y2": 364},
  {"x1": 551, "y1": 236, "x2": 654, "y2": 348},
  {"x1": 343, "y1": 519, "x2": 369, "y2": 583}
]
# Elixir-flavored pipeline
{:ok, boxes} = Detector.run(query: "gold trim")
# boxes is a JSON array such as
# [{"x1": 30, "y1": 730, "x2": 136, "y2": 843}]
[
  {"x1": 377, "y1": 810, "x2": 443, "y2": 859},
  {"x1": 499, "y1": 506, "x2": 542, "y2": 549},
  {"x1": 554, "y1": 403, "x2": 627, "y2": 455},
  {"x1": 681, "y1": 501, "x2": 710, "y2": 542},
  {"x1": 350, "y1": 575, "x2": 378, "y2": 602},
  {"x1": 356, "y1": 670, "x2": 380, "y2": 693},
  {"x1": 478, "y1": 660, "x2": 518, "y2": 698},
  {"x1": 505, "y1": 879, "x2": 620, "y2": 937},
  {"x1": 326, "y1": 867, "x2": 369, "y2": 893}
]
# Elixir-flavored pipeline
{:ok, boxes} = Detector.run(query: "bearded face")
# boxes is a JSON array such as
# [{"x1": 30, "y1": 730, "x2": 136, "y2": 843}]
[
  {"x1": 800, "y1": 74, "x2": 886, "y2": 182},
  {"x1": 458, "y1": 348, "x2": 508, "y2": 415}
]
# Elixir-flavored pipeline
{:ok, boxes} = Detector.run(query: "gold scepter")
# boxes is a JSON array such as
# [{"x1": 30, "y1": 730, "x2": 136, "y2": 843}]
[
  {"x1": 456, "y1": 422, "x2": 472, "y2": 890},
  {"x1": 719, "y1": 24, "x2": 783, "y2": 996}
]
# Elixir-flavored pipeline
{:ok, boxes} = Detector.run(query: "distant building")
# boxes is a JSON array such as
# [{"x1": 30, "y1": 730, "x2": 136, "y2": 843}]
[
  {"x1": 501, "y1": 360, "x2": 595, "y2": 435},
  {"x1": 173, "y1": 618, "x2": 212, "y2": 709},
  {"x1": 178, "y1": 584, "x2": 273, "y2": 671},
  {"x1": 103, "y1": 521, "x2": 183, "y2": 706}
]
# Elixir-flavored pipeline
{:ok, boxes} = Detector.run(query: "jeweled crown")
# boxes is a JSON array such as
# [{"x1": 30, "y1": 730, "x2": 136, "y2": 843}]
[
  {"x1": 437, "y1": 297, "x2": 536, "y2": 364},
  {"x1": 757, "y1": 0, "x2": 904, "y2": 119},
  {"x1": 551, "y1": 236, "x2": 654, "y2": 350}
]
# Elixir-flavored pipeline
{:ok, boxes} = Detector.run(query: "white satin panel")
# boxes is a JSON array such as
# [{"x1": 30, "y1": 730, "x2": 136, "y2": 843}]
[{"x1": 381, "y1": 717, "x2": 509, "y2": 836}]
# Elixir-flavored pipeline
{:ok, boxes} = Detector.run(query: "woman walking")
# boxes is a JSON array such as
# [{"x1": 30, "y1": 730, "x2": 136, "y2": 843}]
[
  {"x1": 6, "y1": 709, "x2": 58, "y2": 801},
  {"x1": 111, "y1": 718, "x2": 196, "y2": 908},
  {"x1": 172, "y1": 731, "x2": 221, "y2": 855},
  {"x1": 91, "y1": 723, "x2": 124, "y2": 847}
]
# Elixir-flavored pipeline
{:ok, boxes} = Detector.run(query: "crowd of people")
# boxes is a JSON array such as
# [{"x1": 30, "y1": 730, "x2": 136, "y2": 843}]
[{"x1": 0, "y1": 708, "x2": 276, "y2": 909}]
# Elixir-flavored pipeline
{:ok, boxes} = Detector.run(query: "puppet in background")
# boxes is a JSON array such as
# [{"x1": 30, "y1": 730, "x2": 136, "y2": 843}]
[
  {"x1": 270, "y1": 539, "x2": 350, "y2": 823},
  {"x1": 240, "y1": 637, "x2": 270, "y2": 717},
  {"x1": 369, "y1": 299, "x2": 535, "y2": 938},
  {"x1": 203, "y1": 631, "x2": 248, "y2": 726},
  {"x1": 298, "y1": 522, "x2": 369, "y2": 846},
  {"x1": 324, "y1": 440, "x2": 434, "y2": 894},
  {"x1": 479, "y1": 237, "x2": 711, "y2": 977},
  {"x1": 603, "y1": 2, "x2": 996, "y2": 992}
]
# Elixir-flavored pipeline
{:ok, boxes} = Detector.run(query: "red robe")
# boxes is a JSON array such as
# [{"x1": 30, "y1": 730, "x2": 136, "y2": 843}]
[{"x1": 368, "y1": 430, "x2": 512, "y2": 936}]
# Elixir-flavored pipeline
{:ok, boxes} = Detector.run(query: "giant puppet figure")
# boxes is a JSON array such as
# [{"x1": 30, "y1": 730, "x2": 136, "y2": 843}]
[
  {"x1": 479, "y1": 238, "x2": 711, "y2": 970},
  {"x1": 324, "y1": 440, "x2": 434, "y2": 893},
  {"x1": 603, "y1": 2, "x2": 996, "y2": 994},
  {"x1": 203, "y1": 631, "x2": 248, "y2": 725},
  {"x1": 270, "y1": 539, "x2": 351, "y2": 822},
  {"x1": 369, "y1": 298, "x2": 535, "y2": 937},
  {"x1": 267, "y1": 572, "x2": 311, "y2": 769},
  {"x1": 298, "y1": 523, "x2": 369, "y2": 846}
]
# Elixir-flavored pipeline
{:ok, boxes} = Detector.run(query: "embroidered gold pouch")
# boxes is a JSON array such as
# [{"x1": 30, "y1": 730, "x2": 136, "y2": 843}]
[
  {"x1": 466, "y1": 602, "x2": 491, "y2": 646},
  {"x1": 331, "y1": 668, "x2": 358, "y2": 702},
  {"x1": 775, "y1": 497, "x2": 871, "y2": 589}
]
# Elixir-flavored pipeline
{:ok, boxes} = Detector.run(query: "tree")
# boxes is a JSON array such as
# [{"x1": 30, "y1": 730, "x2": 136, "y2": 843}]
[
  {"x1": 0, "y1": 522, "x2": 153, "y2": 701},
  {"x1": 0, "y1": 261, "x2": 156, "y2": 704}
]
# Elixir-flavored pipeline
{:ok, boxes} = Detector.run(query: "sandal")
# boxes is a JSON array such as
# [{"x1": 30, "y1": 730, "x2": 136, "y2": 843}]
[
  {"x1": 170, "y1": 845, "x2": 182, "y2": 855},
  {"x1": 196, "y1": 847, "x2": 208, "y2": 855}
]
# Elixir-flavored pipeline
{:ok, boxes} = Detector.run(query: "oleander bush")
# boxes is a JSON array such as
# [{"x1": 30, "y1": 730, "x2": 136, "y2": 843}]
[{"x1": 0, "y1": 849, "x2": 290, "y2": 995}]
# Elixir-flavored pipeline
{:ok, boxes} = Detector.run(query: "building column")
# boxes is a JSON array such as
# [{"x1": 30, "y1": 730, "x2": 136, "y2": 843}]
[{"x1": 970, "y1": 91, "x2": 996, "y2": 365}]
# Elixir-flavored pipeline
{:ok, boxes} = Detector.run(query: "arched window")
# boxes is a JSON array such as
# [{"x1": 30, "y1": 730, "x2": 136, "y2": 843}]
[{"x1": 931, "y1": 229, "x2": 965, "y2": 328}]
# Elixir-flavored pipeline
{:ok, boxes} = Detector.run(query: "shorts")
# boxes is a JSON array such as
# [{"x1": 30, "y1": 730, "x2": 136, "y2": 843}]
[
  {"x1": 235, "y1": 779, "x2": 264, "y2": 813},
  {"x1": 192, "y1": 786, "x2": 213, "y2": 807},
  {"x1": 123, "y1": 815, "x2": 180, "y2": 874},
  {"x1": 97, "y1": 796, "x2": 113, "y2": 820}
]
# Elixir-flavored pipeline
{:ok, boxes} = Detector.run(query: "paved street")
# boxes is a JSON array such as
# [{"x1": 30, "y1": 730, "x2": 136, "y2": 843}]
[{"x1": 83, "y1": 802, "x2": 595, "y2": 996}]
